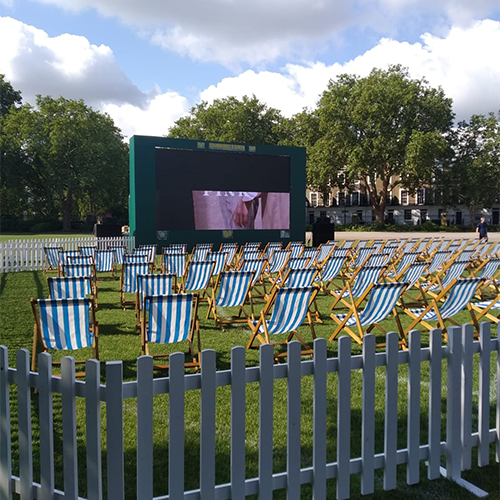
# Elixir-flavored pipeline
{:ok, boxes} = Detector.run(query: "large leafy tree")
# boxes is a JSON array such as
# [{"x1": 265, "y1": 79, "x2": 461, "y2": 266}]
[
  {"x1": 437, "y1": 111, "x2": 500, "y2": 226},
  {"x1": 310, "y1": 65, "x2": 454, "y2": 223},
  {"x1": 2, "y1": 95, "x2": 129, "y2": 230},
  {"x1": 168, "y1": 95, "x2": 286, "y2": 145}
]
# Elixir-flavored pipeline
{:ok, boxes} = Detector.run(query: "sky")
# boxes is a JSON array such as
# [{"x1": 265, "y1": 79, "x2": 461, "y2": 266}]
[{"x1": 1, "y1": 0, "x2": 499, "y2": 140}]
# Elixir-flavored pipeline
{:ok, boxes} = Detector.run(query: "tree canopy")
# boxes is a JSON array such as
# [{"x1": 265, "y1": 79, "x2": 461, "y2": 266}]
[
  {"x1": 168, "y1": 95, "x2": 286, "y2": 145},
  {"x1": 308, "y1": 65, "x2": 454, "y2": 223},
  {"x1": 1, "y1": 93, "x2": 129, "y2": 230}
]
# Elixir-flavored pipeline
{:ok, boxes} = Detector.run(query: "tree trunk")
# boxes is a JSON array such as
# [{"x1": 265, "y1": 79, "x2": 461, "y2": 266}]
[
  {"x1": 61, "y1": 192, "x2": 72, "y2": 231},
  {"x1": 468, "y1": 205, "x2": 476, "y2": 229},
  {"x1": 374, "y1": 203, "x2": 386, "y2": 225}
]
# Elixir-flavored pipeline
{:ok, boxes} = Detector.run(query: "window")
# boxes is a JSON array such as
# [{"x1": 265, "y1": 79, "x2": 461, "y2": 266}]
[
  {"x1": 338, "y1": 192, "x2": 346, "y2": 206},
  {"x1": 351, "y1": 191, "x2": 359, "y2": 206},
  {"x1": 417, "y1": 188, "x2": 425, "y2": 205},
  {"x1": 401, "y1": 190, "x2": 409, "y2": 206},
  {"x1": 310, "y1": 192, "x2": 318, "y2": 206},
  {"x1": 404, "y1": 209, "x2": 412, "y2": 221}
]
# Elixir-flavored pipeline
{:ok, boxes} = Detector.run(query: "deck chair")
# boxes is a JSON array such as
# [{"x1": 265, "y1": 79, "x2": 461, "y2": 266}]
[
  {"x1": 288, "y1": 242, "x2": 304, "y2": 258},
  {"x1": 469, "y1": 258, "x2": 500, "y2": 297},
  {"x1": 43, "y1": 246, "x2": 62, "y2": 274},
  {"x1": 95, "y1": 249, "x2": 116, "y2": 277},
  {"x1": 120, "y1": 261, "x2": 151, "y2": 309},
  {"x1": 135, "y1": 273, "x2": 175, "y2": 329},
  {"x1": 420, "y1": 259, "x2": 470, "y2": 299},
  {"x1": 425, "y1": 251, "x2": 454, "y2": 276},
  {"x1": 398, "y1": 277, "x2": 485, "y2": 342},
  {"x1": 48, "y1": 276, "x2": 92, "y2": 299},
  {"x1": 316, "y1": 243, "x2": 335, "y2": 264},
  {"x1": 58, "y1": 250, "x2": 80, "y2": 273},
  {"x1": 161, "y1": 252, "x2": 187, "y2": 286},
  {"x1": 180, "y1": 261, "x2": 215, "y2": 296},
  {"x1": 264, "y1": 242, "x2": 283, "y2": 258},
  {"x1": 286, "y1": 257, "x2": 312, "y2": 271},
  {"x1": 108, "y1": 245, "x2": 126, "y2": 265},
  {"x1": 207, "y1": 270, "x2": 255, "y2": 325},
  {"x1": 365, "y1": 253, "x2": 390, "y2": 267},
  {"x1": 124, "y1": 253, "x2": 149, "y2": 264},
  {"x1": 164, "y1": 243, "x2": 187, "y2": 253},
  {"x1": 238, "y1": 258, "x2": 268, "y2": 297},
  {"x1": 246, "y1": 286, "x2": 319, "y2": 360},
  {"x1": 349, "y1": 246, "x2": 375, "y2": 270},
  {"x1": 316, "y1": 256, "x2": 347, "y2": 293},
  {"x1": 330, "y1": 265, "x2": 386, "y2": 310},
  {"x1": 67, "y1": 255, "x2": 93, "y2": 266},
  {"x1": 61, "y1": 263, "x2": 97, "y2": 302},
  {"x1": 265, "y1": 249, "x2": 291, "y2": 277},
  {"x1": 301, "y1": 247, "x2": 320, "y2": 265},
  {"x1": 30, "y1": 297, "x2": 98, "y2": 375},
  {"x1": 78, "y1": 246, "x2": 96, "y2": 258},
  {"x1": 139, "y1": 244, "x2": 157, "y2": 263},
  {"x1": 329, "y1": 282, "x2": 408, "y2": 347},
  {"x1": 141, "y1": 293, "x2": 201, "y2": 371},
  {"x1": 385, "y1": 252, "x2": 420, "y2": 279},
  {"x1": 191, "y1": 243, "x2": 213, "y2": 262},
  {"x1": 394, "y1": 261, "x2": 430, "y2": 307},
  {"x1": 219, "y1": 242, "x2": 238, "y2": 267},
  {"x1": 206, "y1": 251, "x2": 228, "y2": 276},
  {"x1": 469, "y1": 297, "x2": 500, "y2": 324}
]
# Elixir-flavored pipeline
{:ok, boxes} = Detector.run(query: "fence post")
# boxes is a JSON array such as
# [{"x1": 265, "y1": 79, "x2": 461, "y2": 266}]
[
  {"x1": 446, "y1": 326, "x2": 462, "y2": 480},
  {"x1": 461, "y1": 324, "x2": 474, "y2": 471},
  {"x1": 407, "y1": 330, "x2": 421, "y2": 485},
  {"x1": 313, "y1": 338, "x2": 327, "y2": 499},
  {"x1": 0, "y1": 346, "x2": 12, "y2": 500},
  {"x1": 478, "y1": 322, "x2": 491, "y2": 467},
  {"x1": 428, "y1": 328, "x2": 443, "y2": 480},
  {"x1": 361, "y1": 334, "x2": 375, "y2": 495}
]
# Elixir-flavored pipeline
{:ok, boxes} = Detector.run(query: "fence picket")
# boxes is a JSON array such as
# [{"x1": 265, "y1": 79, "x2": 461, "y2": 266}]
[
  {"x1": 361, "y1": 334, "x2": 375, "y2": 495},
  {"x1": 38, "y1": 353, "x2": 55, "y2": 500},
  {"x1": 477, "y1": 323, "x2": 491, "y2": 467},
  {"x1": 407, "y1": 330, "x2": 421, "y2": 485},
  {"x1": 200, "y1": 350, "x2": 217, "y2": 500},
  {"x1": 383, "y1": 332, "x2": 398, "y2": 490},
  {"x1": 259, "y1": 344, "x2": 274, "y2": 500},
  {"x1": 106, "y1": 361, "x2": 124, "y2": 500},
  {"x1": 428, "y1": 329, "x2": 442, "y2": 480},
  {"x1": 337, "y1": 336, "x2": 351, "y2": 500},
  {"x1": 313, "y1": 338, "x2": 327, "y2": 499},
  {"x1": 0, "y1": 346, "x2": 12, "y2": 500},
  {"x1": 17, "y1": 349, "x2": 33, "y2": 500},
  {"x1": 287, "y1": 342, "x2": 301, "y2": 500},
  {"x1": 461, "y1": 324, "x2": 474, "y2": 470}
]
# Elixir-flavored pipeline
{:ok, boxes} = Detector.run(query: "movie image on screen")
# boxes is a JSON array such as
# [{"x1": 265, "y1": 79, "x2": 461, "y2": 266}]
[
  {"x1": 155, "y1": 148, "x2": 291, "y2": 231},
  {"x1": 192, "y1": 191, "x2": 290, "y2": 230}
]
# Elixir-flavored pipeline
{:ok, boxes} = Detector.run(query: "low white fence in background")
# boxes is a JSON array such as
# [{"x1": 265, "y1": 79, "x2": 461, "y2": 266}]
[
  {"x1": 1, "y1": 324, "x2": 499, "y2": 500},
  {"x1": 0, "y1": 236, "x2": 135, "y2": 273}
]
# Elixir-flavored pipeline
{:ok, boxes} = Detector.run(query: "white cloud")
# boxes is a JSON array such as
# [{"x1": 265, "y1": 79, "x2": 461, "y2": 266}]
[
  {"x1": 198, "y1": 20, "x2": 500, "y2": 121},
  {"x1": 28, "y1": 0, "x2": 500, "y2": 66}
]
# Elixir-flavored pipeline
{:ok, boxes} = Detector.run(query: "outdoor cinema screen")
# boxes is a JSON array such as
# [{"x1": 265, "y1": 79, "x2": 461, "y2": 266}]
[{"x1": 155, "y1": 148, "x2": 290, "y2": 231}]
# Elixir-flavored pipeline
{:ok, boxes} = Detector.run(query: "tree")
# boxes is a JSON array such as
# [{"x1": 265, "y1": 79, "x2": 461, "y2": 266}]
[
  {"x1": 437, "y1": 111, "x2": 500, "y2": 226},
  {"x1": 168, "y1": 95, "x2": 286, "y2": 145},
  {"x1": 310, "y1": 65, "x2": 454, "y2": 224},
  {"x1": 1, "y1": 95, "x2": 129, "y2": 230}
]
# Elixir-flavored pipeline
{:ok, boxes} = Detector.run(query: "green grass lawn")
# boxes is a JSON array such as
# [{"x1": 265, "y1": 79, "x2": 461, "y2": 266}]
[{"x1": 1, "y1": 265, "x2": 499, "y2": 499}]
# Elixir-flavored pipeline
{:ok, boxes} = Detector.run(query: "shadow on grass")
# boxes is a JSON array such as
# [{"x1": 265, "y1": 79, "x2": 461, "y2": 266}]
[{"x1": 32, "y1": 270, "x2": 45, "y2": 299}]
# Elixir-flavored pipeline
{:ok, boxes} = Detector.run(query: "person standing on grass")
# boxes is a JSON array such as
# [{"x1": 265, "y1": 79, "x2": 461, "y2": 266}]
[{"x1": 476, "y1": 217, "x2": 488, "y2": 242}]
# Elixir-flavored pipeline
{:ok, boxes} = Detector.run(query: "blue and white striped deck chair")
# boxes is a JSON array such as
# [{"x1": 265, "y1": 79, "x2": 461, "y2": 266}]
[
  {"x1": 490, "y1": 242, "x2": 500, "y2": 258},
  {"x1": 265, "y1": 242, "x2": 283, "y2": 258},
  {"x1": 207, "y1": 251, "x2": 228, "y2": 276},
  {"x1": 241, "y1": 249, "x2": 261, "y2": 262},
  {"x1": 124, "y1": 253, "x2": 149, "y2": 264},
  {"x1": 238, "y1": 258, "x2": 268, "y2": 296},
  {"x1": 140, "y1": 293, "x2": 201, "y2": 371},
  {"x1": 316, "y1": 243, "x2": 335, "y2": 264},
  {"x1": 165, "y1": 243, "x2": 188, "y2": 253},
  {"x1": 162, "y1": 252, "x2": 187, "y2": 284},
  {"x1": 400, "y1": 277, "x2": 485, "y2": 341},
  {"x1": 421, "y1": 259, "x2": 469, "y2": 298},
  {"x1": 43, "y1": 246, "x2": 62, "y2": 274},
  {"x1": 192, "y1": 243, "x2": 213, "y2": 262},
  {"x1": 140, "y1": 244, "x2": 157, "y2": 262},
  {"x1": 365, "y1": 253, "x2": 390, "y2": 267},
  {"x1": 351, "y1": 246, "x2": 375, "y2": 270},
  {"x1": 471, "y1": 258, "x2": 500, "y2": 296},
  {"x1": 265, "y1": 249, "x2": 291, "y2": 277},
  {"x1": 356, "y1": 240, "x2": 367, "y2": 249},
  {"x1": 180, "y1": 261, "x2": 215, "y2": 296},
  {"x1": 301, "y1": 247, "x2": 320, "y2": 264},
  {"x1": 62, "y1": 263, "x2": 97, "y2": 303},
  {"x1": 330, "y1": 282, "x2": 409, "y2": 347},
  {"x1": 67, "y1": 255, "x2": 93, "y2": 267},
  {"x1": 288, "y1": 242, "x2": 304, "y2": 259},
  {"x1": 58, "y1": 250, "x2": 80, "y2": 272},
  {"x1": 317, "y1": 256, "x2": 346, "y2": 293},
  {"x1": 108, "y1": 245, "x2": 126, "y2": 265},
  {"x1": 30, "y1": 297, "x2": 98, "y2": 373},
  {"x1": 341, "y1": 240, "x2": 354, "y2": 249},
  {"x1": 332, "y1": 248, "x2": 350, "y2": 258},
  {"x1": 208, "y1": 270, "x2": 256, "y2": 325},
  {"x1": 79, "y1": 246, "x2": 96, "y2": 258},
  {"x1": 286, "y1": 257, "x2": 313, "y2": 272},
  {"x1": 136, "y1": 273, "x2": 175, "y2": 328},
  {"x1": 424, "y1": 239, "x2": 442, "y2": 258},
  {"x1": 244, "y1": 242, "x2": 261, "y2": 251},
  {"x1": 219, "y1": 242, "x2": 238, "y2": 267},
  {"x1": 371, "y1": 240, "x2": 384, "y2": 253},
  {"x1": 330, "y1": 265, "x2": 386, "y2": 310},
  {"x1": 121, "y1": 261, "x2": 151, "y2": 309},
  {"x1": 470, "y1": 297, "x2": 500, "y2": 325},
  {"x1": 95, "y1": 249, "x2": 115, "y2": 275},
  {"x1": 247, "y1": 286, "x2": 319, "y2": 359},
  {"x1": 48, "y1": 276, "x2": 92, "y2": 300},
  {"x1": 426, "y1": 251, "x2": 451, "y2": 275},
  {"x1": 386, "y1": 252, "x2": 420, "y2": 279}
]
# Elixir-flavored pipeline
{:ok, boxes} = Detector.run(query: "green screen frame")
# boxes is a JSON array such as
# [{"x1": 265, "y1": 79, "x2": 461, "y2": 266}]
[{"x1": 129, "y1": 135, "x2": 306, "y2": 249}]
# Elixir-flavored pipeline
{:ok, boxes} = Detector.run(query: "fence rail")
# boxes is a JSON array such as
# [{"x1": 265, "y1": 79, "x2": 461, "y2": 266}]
[
  {"x1": 1, "y1": 324, "x2": 499, "y2": 500},
  {"x1": 0, "y1": 236, "x2": 135, "y2": 273}
]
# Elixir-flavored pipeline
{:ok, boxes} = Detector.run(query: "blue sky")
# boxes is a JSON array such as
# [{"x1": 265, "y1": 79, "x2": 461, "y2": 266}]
[{"x1": 1, "y1": 0, "x2": 499, "y2": 139}]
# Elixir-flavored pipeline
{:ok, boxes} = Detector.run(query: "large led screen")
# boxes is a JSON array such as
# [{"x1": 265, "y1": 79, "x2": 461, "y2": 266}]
[{"x1": 156, "y1": 148, "x2": 290, "y2": 231}]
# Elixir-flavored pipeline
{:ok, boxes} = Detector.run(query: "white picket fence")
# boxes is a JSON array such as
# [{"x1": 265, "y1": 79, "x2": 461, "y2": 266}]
[
  {"x1": 1, "y1": 324, "x2": 499, "y2": 500},
  {"x1": 0, "y1": 236, "x2": 135, "y2": 273}
]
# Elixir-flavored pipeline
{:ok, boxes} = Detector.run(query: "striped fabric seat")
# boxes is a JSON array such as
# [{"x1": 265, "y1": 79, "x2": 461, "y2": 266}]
[
  {"x1": 192, "y1": 244, "x2": 213, "y2": 262},
  {"x1": 289, "y1": 242, "x2": 304, "y2": 259},
  {"x1": 409, "y1": 278, "x2": 484, "y2": 322},
  {"x1": 389, "y1": 252, "x2": 419, "y2": 278},
  {"x1": 239, "y1": 258, "x2": 267, "y2": 286},
  {"x1": 124, "y1": 254, "x2": 149, "y2": 264},
  {"x1": 67, "y1": 255, "x2": 93, "y2": 266},
  {"x1": 301, "y1": 247, "x2": 320, "y2": 263},
  {"x1": 207, "y1": 251, "x2": 228, "y2": 275},
  {"x1": 48, "y1": 276, "x2": 92, "y2": 299},
  {"x1": 317, "y1": 256, "x2": 346, "y2": 284},
  {"x1": 476, "y1": 258, "x2": 500, "y2": 282},
  {"x1": 341, "y1": 240, "x2": 354, "y2": 249},
  {"x1": 79, "y1": 246, "x2": 96, "y2": 257},
  {"x1": 473, "y1": 300, "x2": 500, "y2": 310},
  {"x1": 164, "y1": 244, "x2": 187, "y2": 253},
  {"x1": 249, "y1": 286, "x2": 316, "y2": 335},
  {"x1": 95, "y1": 250, "x2": 115, "y2": 272},
  {"x1": 108, "y1": 245, "x2": 126, "y2": 265},
  {"x1": 43, "y1": 246, "x2": 62, "y2": 272},
  {"x1": 353, "y1": 247, "x2": 375, "y2": 268},
  {"x1": 365, "y1": 253, "x2": 389, "y2": 267},
  {"x1": 287, "y1": 257, "x2": 312, "y2": 271},
  {"x1": 244, "y1": 242, "x2": 261, "y2": 251},
  {"x1": 423, "y1": 260, "x2": 469, "y2": 293},
  {"x1": 182, "y1": 261, "x2": 215, "y2": 292},
  {"x1": 139, "y1": 244, "x2": 157, "y2": 262},
  {"x1": 266, "y1": 250, "x2": 291, "y2": 274},
  {"x1": 265, "y1": 242, "x2": 283, "y2": 258},
  {"x1": 331, "y1": 265, "x2": 385, "y2": 301},
  {"x1": 63, "y1": 263, "x2": 94, "y2": 278},
  {"x1": 401, "y1": 262, "x2": 428, "y2": 288},
  {"x1": 283, "y1": 269, "x2": 318, "y2": 288},
  {"x1": 31, "y1": 297, "x2": 98, "y2": 373},
  {"x1": 220, "y1": 243, "x2": 238, "y2": 266},
  {"x1": 332, "y1": 248, "x2": 350, "y2": 258},
  {"x1": 426, "y1": 251, "x2": 452, "y2": 275},
  {"x1": 59, "y1": 250, "x2": 80, "y2": 266},
  {"x1": 122, "y1": 262, "x2": 151, "y2": 294},
  {"x1": 331, "y1": 283, "x2": 407, "y2": 332},
  {"x1": 316, "y1": 243, "x2": 335, "y2": 263},
  {"x1": 214, "y1": 271, "x2": 255, "y2": 308},
  {"x1": 138, "y1": 273, "x2": 174, "y2": 301},
  {"x1": 241, "y1": 249, "x2": 261, "y2": 261},
  {"x1": 162, "y1": 252, "x2": 187, "y2": 279}
]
